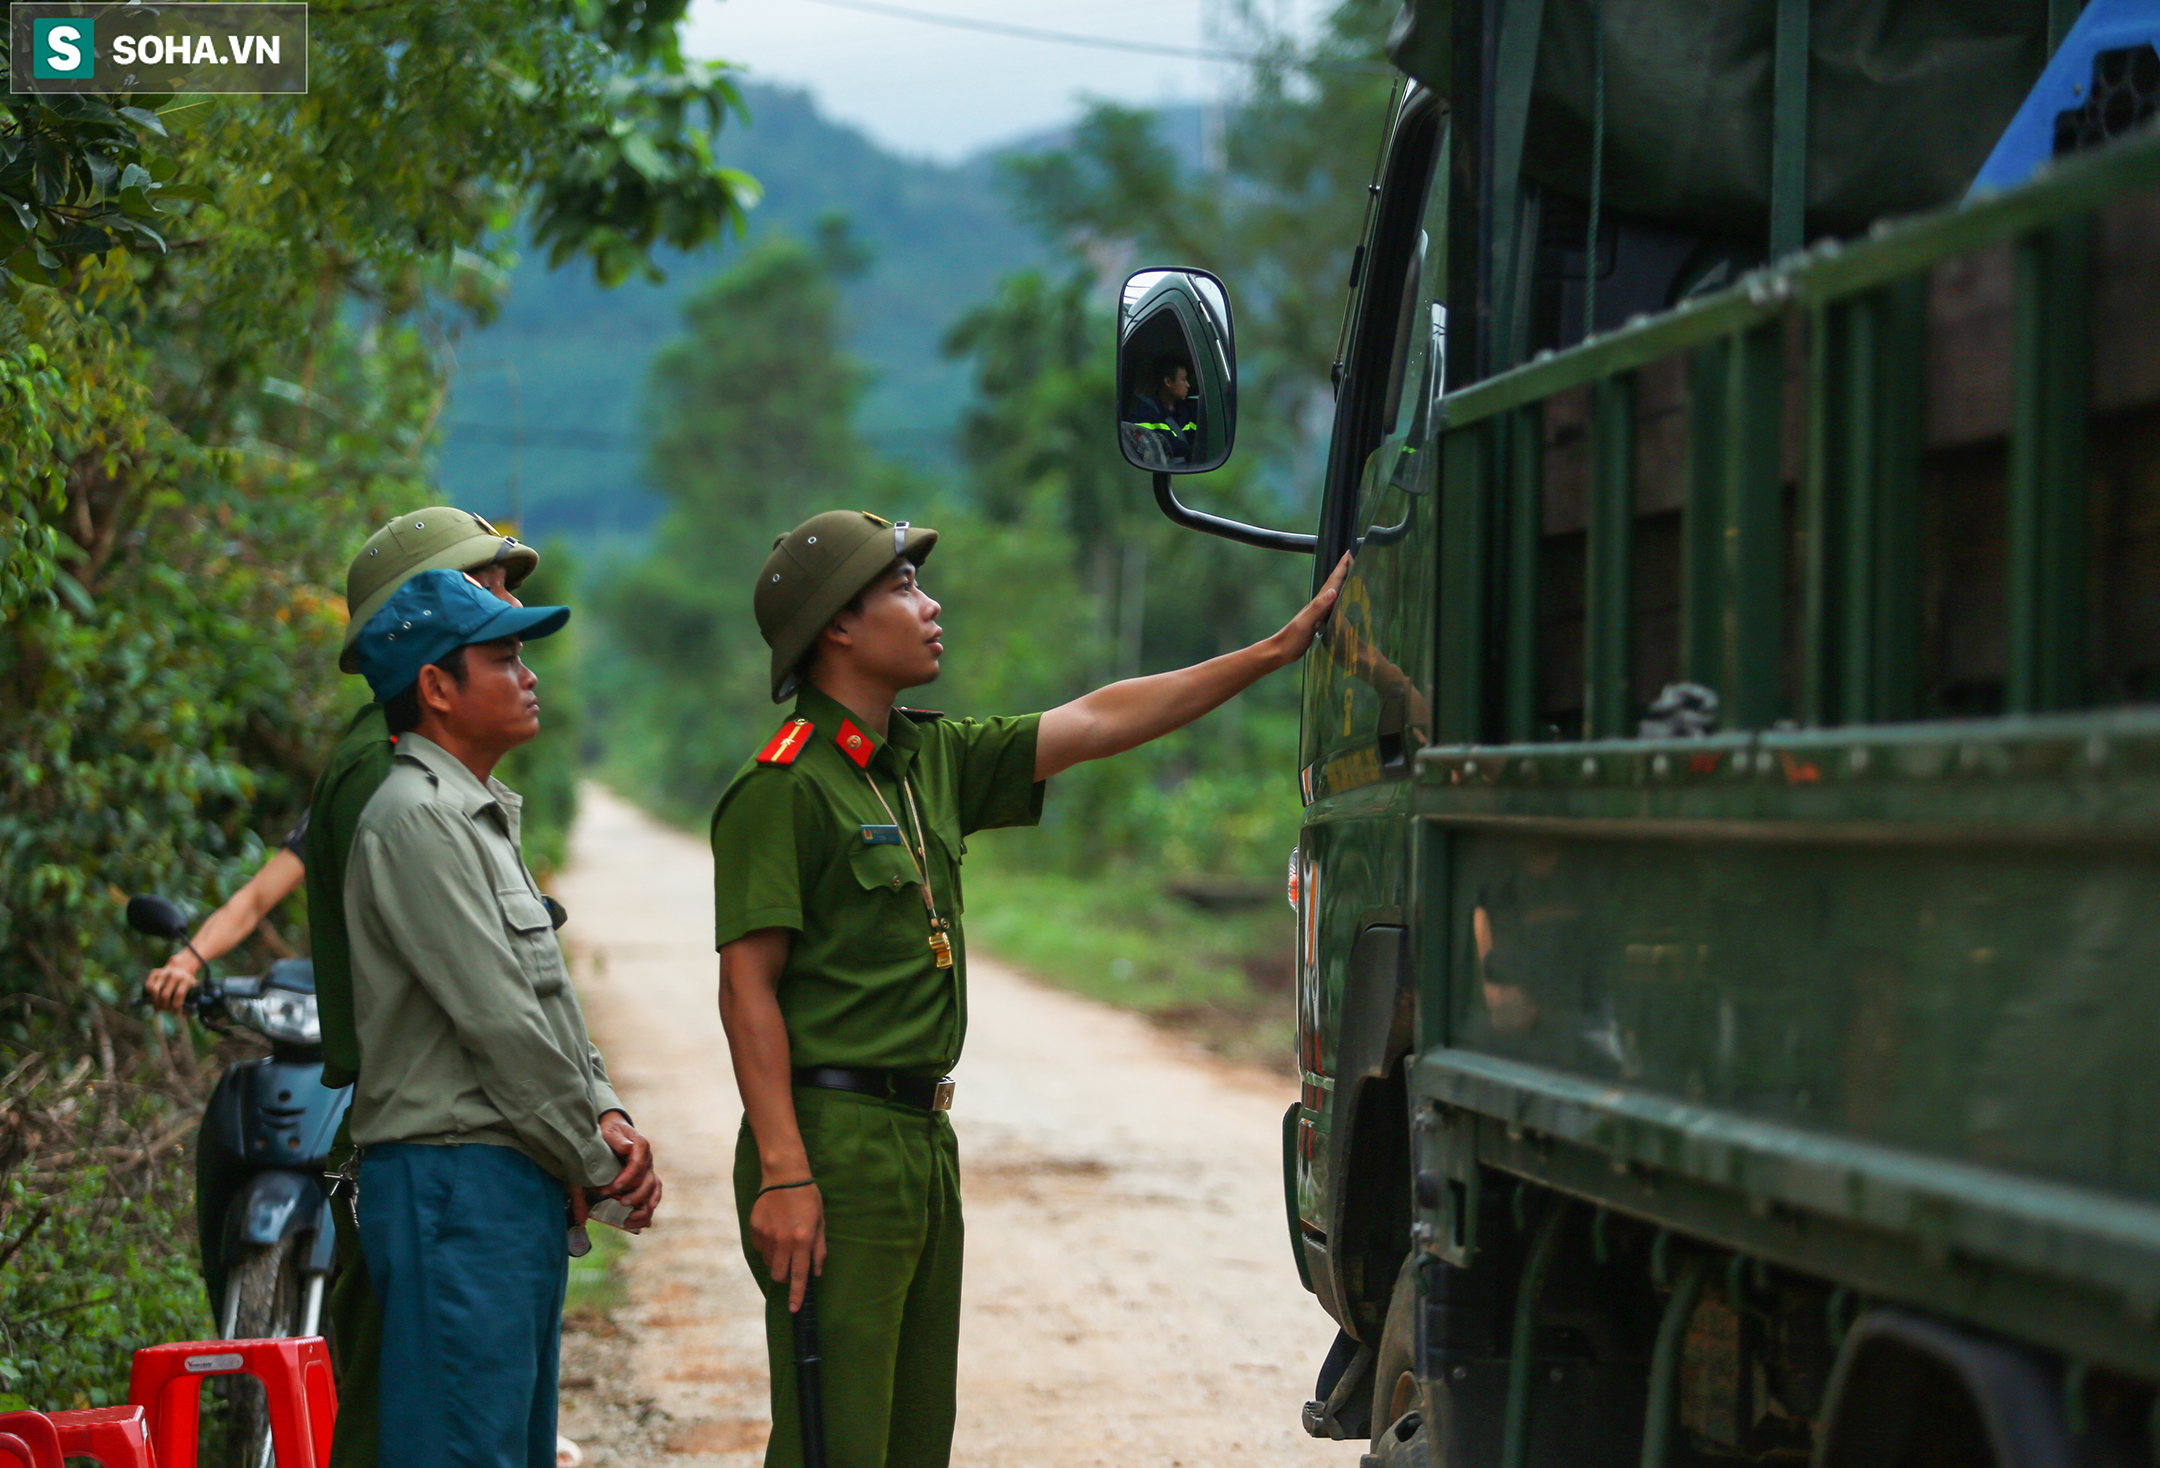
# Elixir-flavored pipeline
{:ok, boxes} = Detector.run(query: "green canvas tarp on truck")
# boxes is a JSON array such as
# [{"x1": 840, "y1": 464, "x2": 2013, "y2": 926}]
[{"x1": 1388, "y1": 0, "x2": 2052, "y2": 238}]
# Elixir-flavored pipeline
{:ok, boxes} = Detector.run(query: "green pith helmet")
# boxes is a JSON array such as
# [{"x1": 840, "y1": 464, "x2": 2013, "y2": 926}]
[
  {"x1": 339, "y1": 508, "x2": 539, "y2": 673},
  {"x1": 757, "y1": 510, "x2": 938, "y2": 702}
]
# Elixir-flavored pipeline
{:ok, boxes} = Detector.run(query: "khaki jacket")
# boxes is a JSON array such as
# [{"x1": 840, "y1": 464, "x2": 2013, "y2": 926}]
[{"x1": 345, "y1": 733, "x2": 622, "y2": 1187}]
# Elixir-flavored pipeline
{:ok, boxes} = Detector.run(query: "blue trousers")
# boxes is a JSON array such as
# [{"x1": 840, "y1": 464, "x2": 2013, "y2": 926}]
[{"x1": 357, "y1": 1141, "x2": 568, "y2": 1468}]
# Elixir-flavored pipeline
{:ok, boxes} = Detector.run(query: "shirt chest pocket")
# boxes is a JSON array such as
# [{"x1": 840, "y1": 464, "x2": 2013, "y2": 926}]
[
  {"x1": 847, "y1": 844, "x2": 929, "y2": 959},
  {"x1": 497, "y1": 887, "x2": 567, "y2": 995}
]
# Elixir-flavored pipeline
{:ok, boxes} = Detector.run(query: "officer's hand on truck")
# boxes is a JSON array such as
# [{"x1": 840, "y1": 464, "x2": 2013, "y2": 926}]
[{"x1": 1030, "y1": 551, "x2": 1350, "y2": 780}]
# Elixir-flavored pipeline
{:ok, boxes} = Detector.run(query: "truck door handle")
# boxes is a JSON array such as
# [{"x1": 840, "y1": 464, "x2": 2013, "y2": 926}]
[{"x1": 1376, "y1": 687, "x2": 1408, "y2": 771}]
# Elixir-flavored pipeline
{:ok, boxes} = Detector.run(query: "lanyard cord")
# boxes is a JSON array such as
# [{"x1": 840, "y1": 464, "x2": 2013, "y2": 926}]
[{"x1": 859, "y1": 767, "x2": 947, "y2": 935}]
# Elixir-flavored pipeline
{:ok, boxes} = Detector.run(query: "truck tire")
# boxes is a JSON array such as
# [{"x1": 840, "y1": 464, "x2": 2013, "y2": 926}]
[
  {"x1": 214, "y1": 1235, "x2": 305, "y2": 1468},
  {"x1": 1370, "y1": 1258, "x2": 1432, "y2": 1468}
]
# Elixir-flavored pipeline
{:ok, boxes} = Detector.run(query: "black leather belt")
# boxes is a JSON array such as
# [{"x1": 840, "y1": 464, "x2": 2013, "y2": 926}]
[{"x1": 793, "y1": 1065, "x2": 954, "y2": 1112}]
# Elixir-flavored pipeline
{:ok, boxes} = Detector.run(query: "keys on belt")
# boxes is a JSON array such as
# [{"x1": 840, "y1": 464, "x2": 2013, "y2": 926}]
[
  {"x1": 326, "y1": 1151, "x2": 361, "y2": 1211},
  {"x1": 793, "y1": 1065, "x2": 955, "y2": 1112}
]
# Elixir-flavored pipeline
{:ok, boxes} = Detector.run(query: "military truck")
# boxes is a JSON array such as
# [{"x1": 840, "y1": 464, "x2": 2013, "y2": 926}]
[{"x1": 1114, "y1": 1, "x2": 2160, "y2": 1463}]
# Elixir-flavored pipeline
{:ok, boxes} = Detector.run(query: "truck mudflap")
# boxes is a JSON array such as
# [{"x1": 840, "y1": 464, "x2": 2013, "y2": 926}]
[
  {"x1": 1300, "y1": 1328, "x2": 1373, "y2": 1441},
  {"x1": 1815, "y1": 1309, "x2": 2083, "y2": 1468},
  {"x1": 1282, "y1": 1100, "x2": 1314, "y2": 1294}
]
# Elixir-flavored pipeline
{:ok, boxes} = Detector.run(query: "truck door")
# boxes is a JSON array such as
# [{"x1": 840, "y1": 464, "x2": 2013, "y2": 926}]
[
  {"x1": 1293, "y1": 91, "x2": 1450, "y2": 1322},
  {"x1": 1302, "y1": 92, "x2": 1448, "y2": 806}
]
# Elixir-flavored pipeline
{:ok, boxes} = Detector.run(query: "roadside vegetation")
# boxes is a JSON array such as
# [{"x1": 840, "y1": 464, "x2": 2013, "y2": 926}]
[
  {"x1": 0, "y1": 0, "x2": 751, "y2": 1411},
  {"x1": 960, "y1": 867, "x2": 1295, "y2": 1068}
]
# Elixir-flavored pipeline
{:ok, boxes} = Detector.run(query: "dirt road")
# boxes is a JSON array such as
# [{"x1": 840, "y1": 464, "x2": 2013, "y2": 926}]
[{"x1": 553, "y1": 784, "x2": 1364, "y2": 1468}]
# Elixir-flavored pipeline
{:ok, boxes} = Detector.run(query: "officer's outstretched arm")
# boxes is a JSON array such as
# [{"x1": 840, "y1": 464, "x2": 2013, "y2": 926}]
[
  {"x1": 719, "y1": 927, "x2": 826, "y2": 1312},
  {"x1": 1034, "y1": 552, "x2": 1349, "y2": 781}
]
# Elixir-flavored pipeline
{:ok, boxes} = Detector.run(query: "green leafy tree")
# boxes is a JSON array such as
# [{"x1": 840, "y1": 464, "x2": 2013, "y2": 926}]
[
  {"x1": 0, "y1": 0, "x2": 760, "y2": 1409},
  {"x1": 592, "y1": 220, "x2": 918, "y2": 823},
  {"x1": 0, "y1": 77, "x2": 183, "y2": 296},
  {"x1": 919, "y1": 0, "x2": 1401, "y2": 878},
  {"x1": 2, "y1": 0, "x2": 764, "y2": 994},
  {"x1": 1004, "y1": 0, "x2": 1397, "y2": 486},
  {"x1": 935, "y1": 271, "x2": 1308, "y2": 877}
]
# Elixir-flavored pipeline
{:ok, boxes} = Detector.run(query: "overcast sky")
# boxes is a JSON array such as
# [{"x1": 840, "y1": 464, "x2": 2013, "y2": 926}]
[{"x1": 681, "y1": 0, "x2": 1322, "y2": 163}]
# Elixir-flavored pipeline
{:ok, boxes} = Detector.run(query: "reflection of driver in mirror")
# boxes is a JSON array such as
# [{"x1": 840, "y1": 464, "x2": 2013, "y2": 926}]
[{"x1": 1122, "y1": 354, "x2": 1200, "y2": 469}]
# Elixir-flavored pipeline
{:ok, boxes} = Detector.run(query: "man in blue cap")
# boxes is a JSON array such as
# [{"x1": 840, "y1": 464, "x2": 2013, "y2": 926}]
[{"x1": 343, "y1": 569, "x2": 660, "y2": 1468}]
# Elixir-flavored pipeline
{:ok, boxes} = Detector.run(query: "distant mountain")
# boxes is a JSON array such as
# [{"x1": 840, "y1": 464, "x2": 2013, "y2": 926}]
[
  {"x1": 992, "y1": 102, "x2": 1214, "y2": 171},
  {"x1": 434, "y1": 86, "x2": 1210, "y2": 550},
  {"x1": 434, "y1": 82, "x2": 1048, "y2": 546}
]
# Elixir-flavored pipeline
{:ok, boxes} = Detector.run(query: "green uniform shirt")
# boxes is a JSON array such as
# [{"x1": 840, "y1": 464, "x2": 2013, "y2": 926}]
[
  {"x1": 344, "y1": 733, "x2": 624, "y2": 1187},
  {"x1": 305, "y1": 703, "x2": 392, "y2": 1090},
  {"x1": 709, "y1": 685, "x2": 1045, "y2": 1077}
]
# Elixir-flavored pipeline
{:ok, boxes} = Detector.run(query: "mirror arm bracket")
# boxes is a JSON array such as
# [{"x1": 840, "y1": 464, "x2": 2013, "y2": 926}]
[{"x1": 1152, "y1": 473, "x2": 1316, "y2": 555}]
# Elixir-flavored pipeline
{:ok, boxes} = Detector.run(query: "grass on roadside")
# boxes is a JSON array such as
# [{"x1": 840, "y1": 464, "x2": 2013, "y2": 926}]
[
  {"x1": 959, "y1": 865, "x2": 1297, "y2": 1070},
  {"x1": 564, "y1": 1222, "x2": 631, "y2": 1324},
  {"x1": 0, "y1": 1031, "x2": 218, "y2": 1414}
]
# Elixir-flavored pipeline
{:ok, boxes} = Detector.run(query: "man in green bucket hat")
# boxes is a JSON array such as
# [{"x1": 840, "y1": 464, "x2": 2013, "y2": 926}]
[
  {"x1": 343, "y1": 568, "x2": 657, "y2": 1468},
  {"x1": 306, "y1": 508, "x2": 654, "y2": 1468},
  {"x1": 713, "y1": 509, "x2": 1348, "y2": 1468}
]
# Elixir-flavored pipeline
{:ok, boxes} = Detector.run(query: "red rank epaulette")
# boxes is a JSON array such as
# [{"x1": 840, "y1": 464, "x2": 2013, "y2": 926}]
[
  {"x1": 834, "y1": 718, "x2": 876, "y2": 769},
  {"x1": 757, "y1": 717, "x2": 814, "y2": 766}
]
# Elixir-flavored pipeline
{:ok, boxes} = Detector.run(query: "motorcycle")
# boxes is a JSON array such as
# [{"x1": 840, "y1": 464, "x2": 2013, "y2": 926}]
[{"x1": 127, "y1": 894, "x2": 348, "y2": 1468}]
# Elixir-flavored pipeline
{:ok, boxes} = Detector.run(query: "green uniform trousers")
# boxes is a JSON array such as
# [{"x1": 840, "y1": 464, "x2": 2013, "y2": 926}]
[
  {"x1": 324, "y1": 1118, "x2": 384, "y2": 1468},
  {"x1": 733, "y1": 1088, "x2": 963, "y2": 1468}
]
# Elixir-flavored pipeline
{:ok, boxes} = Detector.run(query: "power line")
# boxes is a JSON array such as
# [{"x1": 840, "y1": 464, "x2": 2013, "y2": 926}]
[
  {"x1": 790, "y1": 0, "x2": 1391, "y2": 75},
  {"x1": 445, "y1": 422, "x2": 958, "y2": 453}
]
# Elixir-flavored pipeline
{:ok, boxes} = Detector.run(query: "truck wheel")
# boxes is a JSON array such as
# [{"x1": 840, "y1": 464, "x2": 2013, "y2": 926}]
[
  {"x1": 213, "y1": 1235, "x2": 305, "y2": 1468},
  {"x1": 1370, "y1": 1258, "x2": 1432, "y2": 1468}
]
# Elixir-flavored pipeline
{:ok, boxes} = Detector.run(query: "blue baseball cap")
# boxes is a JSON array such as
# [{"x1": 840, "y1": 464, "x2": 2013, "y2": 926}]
[{"x1": 351, "y1": 568, "x2": 570, "y2": 703}]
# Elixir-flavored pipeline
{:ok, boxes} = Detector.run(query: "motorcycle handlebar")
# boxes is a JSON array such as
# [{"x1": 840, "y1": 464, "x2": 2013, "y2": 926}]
[{"x1": 134, "y1": 975, "x2": 225, "y2": 1020}]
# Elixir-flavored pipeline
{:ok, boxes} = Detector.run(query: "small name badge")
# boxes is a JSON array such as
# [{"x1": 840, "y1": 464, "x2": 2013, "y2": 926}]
[{"x1": 860, "y1": 824, "x2": 903, "y2": 846}]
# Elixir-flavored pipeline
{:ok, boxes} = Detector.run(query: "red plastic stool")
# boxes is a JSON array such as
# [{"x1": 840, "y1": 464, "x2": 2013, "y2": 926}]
[
  {"x1": 47, "y1": 1404, "x2": 157, "y2": 1467},
  {"x1": 0, "y1": 1436, "x2": 50, "y2": 1468},
  {"x1": 128, "y1": 1338, "x2": 336, "y2": 1468},
  {"x1": 0, "y1": 1411, "x2": 63, "y2": 1468}
]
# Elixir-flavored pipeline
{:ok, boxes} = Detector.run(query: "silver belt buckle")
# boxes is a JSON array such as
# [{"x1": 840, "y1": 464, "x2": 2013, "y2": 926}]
[{"x1": 931, "y1": 1077, "x2": 955, "y2": 1112}]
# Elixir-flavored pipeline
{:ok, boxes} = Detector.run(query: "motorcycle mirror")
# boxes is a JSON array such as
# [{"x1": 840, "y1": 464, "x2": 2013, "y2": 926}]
[{"x1": 126, "y1": 894, "x2": 192, "y2": 941}]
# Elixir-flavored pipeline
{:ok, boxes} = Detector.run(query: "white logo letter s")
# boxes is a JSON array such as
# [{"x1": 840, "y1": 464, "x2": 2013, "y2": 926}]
[{"x1": 46, "y1": 24, "x2": 82, "y2": 70}]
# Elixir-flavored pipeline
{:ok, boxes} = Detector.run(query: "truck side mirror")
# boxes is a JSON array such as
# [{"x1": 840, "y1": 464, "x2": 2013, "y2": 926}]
[
  {"x1": 1117, "y1": 267, "x2": 1238, "y2": 475},
  {"x1": 1115, "y1": 267, "x2": 1314, "y2": 554}
]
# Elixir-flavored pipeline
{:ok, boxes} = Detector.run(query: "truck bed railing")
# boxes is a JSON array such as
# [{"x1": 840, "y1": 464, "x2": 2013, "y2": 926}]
[{"x1": 1426, "y1": 128, "x2": 2160, "y2": 746}]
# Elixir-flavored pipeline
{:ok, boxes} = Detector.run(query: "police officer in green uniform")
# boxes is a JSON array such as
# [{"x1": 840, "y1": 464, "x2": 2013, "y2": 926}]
[{"x1": 712, "y1": 511, "x2": 1348, "y2": 1468}]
